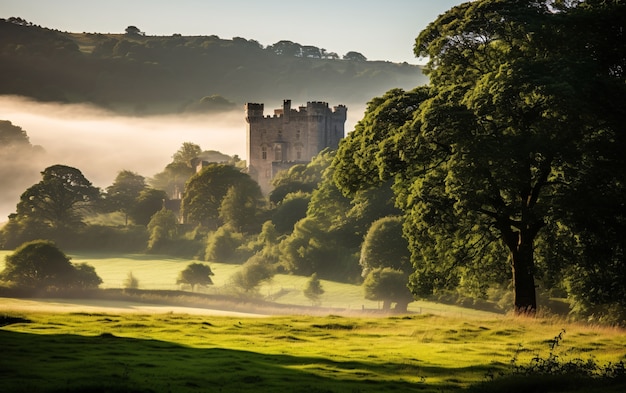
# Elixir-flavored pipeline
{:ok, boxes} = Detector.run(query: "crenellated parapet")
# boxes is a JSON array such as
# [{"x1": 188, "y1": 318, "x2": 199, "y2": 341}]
[{"x1": 246, "y1": 98, "x2": 347, "y2": 193}]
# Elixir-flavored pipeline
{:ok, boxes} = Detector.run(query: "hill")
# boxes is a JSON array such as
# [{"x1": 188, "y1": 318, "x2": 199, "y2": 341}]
[{"x1": 0, "y1": 18, "x2": 428, "y2": 114}]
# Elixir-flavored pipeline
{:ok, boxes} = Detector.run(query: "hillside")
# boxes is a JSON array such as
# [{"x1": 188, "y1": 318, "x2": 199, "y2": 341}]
[{"x1": 0, "y1": 18, "x2": 428, "y2": 114}]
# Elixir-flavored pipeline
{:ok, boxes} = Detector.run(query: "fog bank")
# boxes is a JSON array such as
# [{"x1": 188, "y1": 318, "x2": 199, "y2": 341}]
[
  {"x1": 0, "y1": 96, "x2": 366, "y2": 222},
  {"x1": 0, "y1": 96, "x2": 246, "y2": 221}
]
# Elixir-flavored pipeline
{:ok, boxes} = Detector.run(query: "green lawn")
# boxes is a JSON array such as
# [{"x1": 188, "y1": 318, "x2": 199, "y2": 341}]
[
  {"x1": 1, "y1": 312, "x2": 625, "y2": 393},
  {"x1": 1, "y1": 251, "x2": 625, "y2": 392},
  {"x1": 0, "y1": 251, "x2": 497, "y2": 317}
]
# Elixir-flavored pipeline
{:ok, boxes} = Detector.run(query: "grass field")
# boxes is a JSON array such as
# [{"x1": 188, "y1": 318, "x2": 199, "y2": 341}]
[
  {"x1": 1, "y1": 311, "x2": 625, "y2": 393},
  {"x1": 1, "y1": 251, "x2": 626, "y2": 392},
  {"x1": 0, "y1": 251, "x2": 498, "y2": 317}
]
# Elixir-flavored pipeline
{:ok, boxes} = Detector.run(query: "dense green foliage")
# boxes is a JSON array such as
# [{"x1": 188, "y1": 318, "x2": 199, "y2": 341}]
[
  {"x1": 0, "y1": 18, "x2": 425, "y2": 114},
  {"x1": 18, "y1": 165, "x2": 99, "y2": 228},
  {"x1": 363, "y1": 268, "x2": 413, "y2": 312},
  {"x1": 181, "y1": 164, "x2": 263, "y2": 229},
  {"x1": 359, "y1": 216, "x2": 411, "y2": 277},
  {"x1": 204, "y1": 226, "x2": 245, "y2": 263},
  {"x1": 229, "y1": 254, "x2": 275, "y2": 293},
  {"x1": 105, "y1": 170, "x2": 148, "y2": 225},
  {"x1": 146, "y1": 208, "x2": 178, "y2": 252},
  {"x1": 176, "y1": 262, "x2": 214, "y2": 291},
  {"x1": 0, "y1": 240, "x2": 101, "y2": 290},
  {"x1": 333, "y1": 0, "x2": 626, "y2": 316}
]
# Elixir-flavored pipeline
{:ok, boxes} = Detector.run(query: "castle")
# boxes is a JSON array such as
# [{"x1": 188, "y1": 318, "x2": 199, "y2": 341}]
[{"x1": 246, "y1": 99, "x2": 347, "y2": 193}]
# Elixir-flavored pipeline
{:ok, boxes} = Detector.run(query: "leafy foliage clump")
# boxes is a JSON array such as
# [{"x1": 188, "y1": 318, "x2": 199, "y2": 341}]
[
  {"x1": 0, "y1": 240, "x2": 101, "y2": 291},
  {"x1": 477, "y1": 330, "x2": 626, "y2": 393}
]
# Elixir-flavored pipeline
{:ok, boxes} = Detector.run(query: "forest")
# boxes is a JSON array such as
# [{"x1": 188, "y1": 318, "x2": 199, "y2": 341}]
[
  {"x1": 1, "y1": 0, "x2": 626, "y2": 327},
  {"x1": 0, "y1": 17, "x2": 425, "y2": 114}
]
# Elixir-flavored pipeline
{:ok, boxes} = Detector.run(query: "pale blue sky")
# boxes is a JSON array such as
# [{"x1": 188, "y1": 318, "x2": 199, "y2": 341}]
[{"x1": 1, "y1": 0, "x2": 467, "y2": 63}]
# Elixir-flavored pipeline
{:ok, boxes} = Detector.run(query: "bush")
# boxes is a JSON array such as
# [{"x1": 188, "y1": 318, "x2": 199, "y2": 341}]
[
  {"x1": 0, "y1": 240, "x2": 101, "y2": 290},
  {"x1": 205, "y1": 226, "x2": 244, "y2": 263},
  {"x1": 229, "y1": 254, "x2": 275, "y2": 294}
]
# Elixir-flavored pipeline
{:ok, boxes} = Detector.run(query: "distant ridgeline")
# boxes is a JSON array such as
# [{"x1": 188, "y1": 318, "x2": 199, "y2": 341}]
[{"x1": 0, "y1": 18, "x2": 427, "y2": 114}]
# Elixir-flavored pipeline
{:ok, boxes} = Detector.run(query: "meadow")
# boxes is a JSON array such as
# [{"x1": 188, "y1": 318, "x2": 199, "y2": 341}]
[
  {"x1": 0, "y1": 251, "x2": 497, "y2": 317},
  {"x1": 1, "y1": 251, "x2": 626, "y2": 392},
  {"x1": 1, "y1": 311, "x2": 626, "y2": 392}
]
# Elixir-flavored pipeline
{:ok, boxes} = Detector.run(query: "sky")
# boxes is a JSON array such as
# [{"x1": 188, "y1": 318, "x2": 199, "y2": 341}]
[{"x1": 1, "y1": 0, "x2": 468, "y2": 64}]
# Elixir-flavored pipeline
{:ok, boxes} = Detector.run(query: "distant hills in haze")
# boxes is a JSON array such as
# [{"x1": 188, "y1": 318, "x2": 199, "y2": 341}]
[{"x1": 0, "y1": 17, "x2": 428, "y2": 114}]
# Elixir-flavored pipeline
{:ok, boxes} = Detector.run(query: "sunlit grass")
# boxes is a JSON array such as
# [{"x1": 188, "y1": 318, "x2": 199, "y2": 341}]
[
  {"x1": 1, "y1": 312, "x2": 625, "y2": 392},
  {"x1": 1, "y1": 251, "x2": 495, "y2": 316},
  {"x1": 2, "y1": 250, "x2": 626, "y2": 391}
]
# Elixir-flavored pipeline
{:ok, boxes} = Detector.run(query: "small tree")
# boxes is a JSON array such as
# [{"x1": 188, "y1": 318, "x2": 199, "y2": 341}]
[
  {"x1": 363, "y1": 268, "x2": 413, "y2": 312},
  {"x1": 172, "y1": 142, "x2": 202, "y2": 165},
  {"x1": 125, "y1": 26, "x2": 144, "y2": 36},
  {"x1": 343, "y1": 51, "x2": 367, "y2": 61},
  {"x1": 303, "y1": 273, "x2": 325, "y2": 306},
  {"x1": 230, "y1": 254, "x2": 274, "y2": 294},
  {"x1": 0, "y1": 240, "x2": 101, "y2": 290},
  {"x1": 205, "y1": 226, "x2": 243, "y2": 262},
  {"x1": 176, "y1": 263, "x2": 214, "y2": 292},
  {"x1": 219, "y1": 185, "x2": 262, "y2": 233},
  {"x1": 105, "y1": 170, "x2": 147, "y2": 225},
  {"x1": 123, "y1": 271, "x2": 139, "y2": 289},
  {"x1": 359, "y1": 216, "x2": 411, "y2": 277},
  {"x1": 147, "y1": 208, "x2": 178, "y2": 252}
]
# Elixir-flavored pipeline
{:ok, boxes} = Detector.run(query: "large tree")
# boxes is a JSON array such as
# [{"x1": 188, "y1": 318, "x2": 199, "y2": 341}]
[
  {"x1": 15, "y1": 165, "x2": 100, "y2": 229},
  {"x1": 334, "y1": 0, "x2": 626, "y2": 314}
]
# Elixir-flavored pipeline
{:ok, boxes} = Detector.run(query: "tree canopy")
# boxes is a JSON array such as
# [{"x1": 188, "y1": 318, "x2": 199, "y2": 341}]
[
  {"x1": 0, "y1": 240, "x2": 101, "y2": 290},
  {"x1": 363, "y1": 268, "x2": 413, "y2": 312},
  {"x1": 176, "y1": 263, "x2": 214, "y2": 291},
  {"x1": 105, "y1": 170, "x2": 147, "y2": 225},
  {"x1": 334, "y1": 0, "x2": 626, "y2": 314},
  {"x1": 360, "y1": 216, "x2": 411, "y2": 277},
  {"x1": 181, "y1": 164, "x2": 263, "y2": 229},
  {"x1": 15, "y1": 165, "x2": 100, "y2": 229}
]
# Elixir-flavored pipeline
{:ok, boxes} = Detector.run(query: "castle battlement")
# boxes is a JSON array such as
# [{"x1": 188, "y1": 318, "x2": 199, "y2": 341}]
[{"x1": 246, "y1": 99, "x2": 347, "y2": 193}]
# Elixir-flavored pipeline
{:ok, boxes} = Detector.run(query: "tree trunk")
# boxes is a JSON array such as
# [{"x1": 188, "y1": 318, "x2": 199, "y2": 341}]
[
  {"x1": 394, "y1": 301, "x2": 409, "y2": 313},
  {"x1": 510, "y1": 232, "x2": 537, "y2": 315}
]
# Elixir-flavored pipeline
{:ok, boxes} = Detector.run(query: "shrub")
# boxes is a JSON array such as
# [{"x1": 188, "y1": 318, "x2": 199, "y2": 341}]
[{"x1": 0, "y1": 240, "x2": 101, "y2": 291}]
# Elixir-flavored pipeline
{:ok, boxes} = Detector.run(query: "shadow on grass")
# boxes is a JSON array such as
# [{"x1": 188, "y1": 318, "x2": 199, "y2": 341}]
[
  {"x1": 0, "y1": 328, "x2": 477, "y2": 393},
  {"x1": 2, "y1": 327, "x2": 623, "y2": 393}
]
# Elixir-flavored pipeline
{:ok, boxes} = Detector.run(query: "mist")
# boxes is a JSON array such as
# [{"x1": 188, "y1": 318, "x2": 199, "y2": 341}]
[{"x1": 0, "y1": 96, "x2": 366, "y2": 222}]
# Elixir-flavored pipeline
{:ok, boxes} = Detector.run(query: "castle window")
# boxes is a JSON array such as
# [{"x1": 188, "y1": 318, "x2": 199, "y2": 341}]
[
  {"x1": 261, "y1": 146, "x2": 267, "y2": 160},
  {"x1": 296, "y1": 130, "x2": 301, "y2": 140},
  {"x1": 274, "y1": 144, "x2": 283, "y2": 161},
  {"x1": 296, "y1": 147, "x2": 302, "y2": 160},
  {"x1": 277, "y1": 130, "x2": 283, "y2": 139}
]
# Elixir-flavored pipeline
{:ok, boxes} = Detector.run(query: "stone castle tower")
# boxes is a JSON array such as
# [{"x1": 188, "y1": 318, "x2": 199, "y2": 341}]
[{"x1": 246, "y1": 99, "x2": 347, "y2": 193}]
